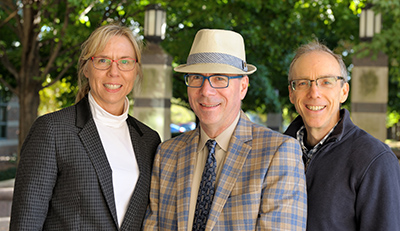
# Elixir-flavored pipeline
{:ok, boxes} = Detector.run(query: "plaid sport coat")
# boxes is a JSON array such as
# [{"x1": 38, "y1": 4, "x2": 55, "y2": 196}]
[
  {"x1": 143, "y1": 111, "x2": 307, "y2": 230},
  {"x1": 10, "y1": 95, "x2": 161, "y2": 230}
]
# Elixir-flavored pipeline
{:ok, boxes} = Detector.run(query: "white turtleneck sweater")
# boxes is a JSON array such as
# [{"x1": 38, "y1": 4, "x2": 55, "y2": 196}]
[{"x1": 88, "y1": 92, "x2": 139, "y2": 227}]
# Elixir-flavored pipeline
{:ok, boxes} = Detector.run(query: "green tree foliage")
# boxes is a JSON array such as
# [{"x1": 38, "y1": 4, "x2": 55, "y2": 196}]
[
  {"x1": 162, "y1": 0, "x2": 361, "y2": 115},
  {"x1": 1, "y1": 0, "x2": 399, "y2": 158},
  {"x1": 0, "y1": 0, "x2": 149, "y2": 158}
]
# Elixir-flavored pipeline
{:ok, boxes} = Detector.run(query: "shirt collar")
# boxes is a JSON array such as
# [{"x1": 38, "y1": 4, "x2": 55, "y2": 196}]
[
  {"x1": 296, "y1": 119, "x2": 340, "y2": 157},
  {"x1": 88, "y1": 91, "x2": 129, "y2": 128}
]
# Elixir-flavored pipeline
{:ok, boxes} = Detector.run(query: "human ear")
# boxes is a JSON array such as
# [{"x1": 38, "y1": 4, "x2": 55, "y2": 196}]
[
  {"x1": 240, "y1": 75, "x2": 249, "y2": 100},
  {"x1": 340, "y1": 82, "x2": 350, "y2": 103}
]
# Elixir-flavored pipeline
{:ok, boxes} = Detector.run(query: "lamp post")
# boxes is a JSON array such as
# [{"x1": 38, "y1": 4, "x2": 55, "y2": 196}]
[
  {"x1": 359, "y1": 4, "x2": 381, "y2": 41},
  {"x1": 133, "y1": 4, "x2": 172, "y2": 141},
  {"x1": 351, "y1": 4, "x2": 388, "y2": 142},
  {"x1": 144, "y1": 4, "x2": 166, "y2": 43}
]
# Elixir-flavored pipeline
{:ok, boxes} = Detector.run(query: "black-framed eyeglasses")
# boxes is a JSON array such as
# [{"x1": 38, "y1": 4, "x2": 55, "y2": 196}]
[
  {"x1": 184, "y1": 74, "x2": 243, "y2": 89},
  {"x1": 90, "y1": 57, "x2": 136, "y2": 71},
  {"x1": 290, "y1": 76, "x2": 345, "y2": 91}
]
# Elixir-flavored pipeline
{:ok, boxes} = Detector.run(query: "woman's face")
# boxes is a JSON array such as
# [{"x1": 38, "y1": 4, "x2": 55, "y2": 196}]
[{"x1": 84, "y1": 35, "x2": 137, "y2": 115}]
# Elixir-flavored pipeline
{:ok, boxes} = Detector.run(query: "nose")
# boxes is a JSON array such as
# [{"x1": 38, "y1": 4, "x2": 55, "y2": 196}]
[
  {"x1": 307, "y1": 81, "x2": 321, "y2": 98},
  {"x1": 108, "y1": 62, "x2": 120, "y2": 76},
  {"x1": 199, "y1": 77, "x2": 216, "y2": 95}
]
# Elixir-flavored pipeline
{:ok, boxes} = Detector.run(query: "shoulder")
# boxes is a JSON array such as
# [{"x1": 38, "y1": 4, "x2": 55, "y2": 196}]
[
  {"x1": 160, "y1": 130, "x2": 196, "y2": 151},
  {"x1": 127, "y1": 116, "x2": 161, "y2": 145},
  {"x1": 239, "y1": 121, "x2": 302, "y2": 164},
  {"x1": 128, "y1": 115, "x2": 158, "y2": 134},
  {"x1": 251, "y1": 122, "x2": 299, "y2": 146},
  {"x1": 21, "y1": 105, "x2": 80, "y2": 153},
  {"x1": 32, "y1": 104, "x2": 78, "y2": 128},
  {"x1": 334, "y1": 124, "x2": 398, "y2": 176},
  {"x1": 238, "y1": 111, "x2": 298, "y2": 144},
  {"x1": 345, "y1": 125, "x2": 394, "y2": 158},
  {"x1": 329, "y1": 109, "x2": 395, "y2": 162}
]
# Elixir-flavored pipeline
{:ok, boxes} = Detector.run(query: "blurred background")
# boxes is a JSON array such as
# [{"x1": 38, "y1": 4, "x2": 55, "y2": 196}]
[
  {"x1": 1, "y1": 1, "x2": 400, "y2": 227},
  {"x1": 1, "y1": 0, "x2": 400, "y2": 166}
]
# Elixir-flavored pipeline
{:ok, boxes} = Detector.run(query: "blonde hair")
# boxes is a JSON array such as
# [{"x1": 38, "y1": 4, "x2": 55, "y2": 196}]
[{"x1": 76, "y1": 23, "x2": 143, "y2": 102}]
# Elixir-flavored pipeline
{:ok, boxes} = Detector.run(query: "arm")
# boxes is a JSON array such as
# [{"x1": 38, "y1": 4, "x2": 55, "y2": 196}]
[
  {"x1": 356, "y1": 151, "x2": 400, "y2": 231},
  {"x1": 142, "y1": 145, "x2": 161, "y2": 230},
  {"x1": 10, "y1": 116, "x2": 58, "y2": 230},
  {"x1": 258, "y1": 137, "x2": 307, "y2": 231}
]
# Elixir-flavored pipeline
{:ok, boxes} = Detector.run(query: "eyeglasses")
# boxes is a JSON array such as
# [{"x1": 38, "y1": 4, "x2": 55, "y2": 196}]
[
  {"x1": 290, "y1": 76, "x2": 345, "y2": 91},
  {"x1": 184, "y1": 74, "x2": 243, "y2": 89},
  {"x1": 90, "y1": 57, "x2": 136, "y2": 71}
]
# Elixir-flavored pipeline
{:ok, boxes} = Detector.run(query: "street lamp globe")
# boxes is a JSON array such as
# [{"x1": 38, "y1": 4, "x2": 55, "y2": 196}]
[
  {"x1": 359, "y1": 4, "x2": 381, "y2": 41},
  {"x1": 144, "y1": 4, "x2": 166, "y2": 43}
]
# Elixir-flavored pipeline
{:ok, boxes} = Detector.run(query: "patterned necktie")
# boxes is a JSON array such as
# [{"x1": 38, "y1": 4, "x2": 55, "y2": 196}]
[{"x1": 193, "y1": 139, "x2": 217, "y2": 231}]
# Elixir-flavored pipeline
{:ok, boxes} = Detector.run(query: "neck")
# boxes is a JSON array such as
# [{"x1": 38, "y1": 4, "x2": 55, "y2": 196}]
[
  {"x1": 105, "y1": 106, "x2": 124, "y2": 116},
  {"x1": 305, "y1": 125, "x2": 335, "y2": 147},
  {"x1": 305, "y1": 131, "x2": 322, "y2": 147},
  {"x1": 304, "y1": 111, "x2": 342, "y2": 147},
  {"x1": 200, "y1": 124, "x2": 226, "y2": 139}
]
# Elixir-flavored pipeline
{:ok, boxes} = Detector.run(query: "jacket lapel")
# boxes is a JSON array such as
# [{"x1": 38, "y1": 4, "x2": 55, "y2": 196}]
[
  {"x1": 119, "y1": 117, "x2": 148, "y2": 230},
  {"x1": 207, "y1": 111, "x2": 252, "y2": 230},
  {"x1": 177, "y1": 130, "x2": 199, "y2": 230},
  {"x1": 76, "y1": 96, "x2": 119, "y2": 228}
]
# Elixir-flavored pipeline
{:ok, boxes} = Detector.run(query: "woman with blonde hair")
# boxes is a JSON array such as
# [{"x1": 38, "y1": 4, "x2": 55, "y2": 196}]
[{"x1": 10, "y1": 24, "x2": 161, "y2": 231}]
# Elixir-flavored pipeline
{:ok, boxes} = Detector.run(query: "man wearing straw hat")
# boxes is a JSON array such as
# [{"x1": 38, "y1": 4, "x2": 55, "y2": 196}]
[{"x1": 143, "y1": 29, "x2": 307, "y2": 230}]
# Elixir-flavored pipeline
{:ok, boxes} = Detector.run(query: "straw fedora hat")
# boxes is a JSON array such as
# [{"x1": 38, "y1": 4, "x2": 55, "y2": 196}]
[{"x1": 174, "y1": 29, "x2": 257, "y2": 75}]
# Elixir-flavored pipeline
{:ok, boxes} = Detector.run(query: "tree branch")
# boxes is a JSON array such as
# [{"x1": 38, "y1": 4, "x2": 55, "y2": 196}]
[
  {"x1": 46, "y1": 44, "x2": 81, "y2": 74},
  {"x1": 41, "y1": 53, "x2": 77, "y2": 90},
  {"x1": 0, "y1": 78, "x2": 17, "y2": 96},
  {"x1": 0, "y1": 10, "x2": 17, "y2": 28},
  {"x1": 79, "y1": 1, "x2": 95, "y2": 21},
  {"x1": 101, "y1": 0, "x2": 119, "y2": 23},
  {"x1": 0, "y1": 0, "x2": 16, "y2": 12},
  {"x1": 1, "y1": 0, "x2": 23, "y2": 40},
  {"x1": 0, "y1": 45, "x2": 17, "y2": 95},
  {"x1": 20, "y1": 2, "x2": 36, "y2": 69},
  {"x1": 0, "y1": 45, "x2": 19, "y2": 81},
  {"x1": 42, "y1": 3, "x2": 72, "y2": 78}
]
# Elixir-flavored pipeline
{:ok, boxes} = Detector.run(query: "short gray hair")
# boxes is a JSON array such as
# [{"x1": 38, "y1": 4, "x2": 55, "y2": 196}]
[{"x1": 288, "y1": 40, "x2": 348, "y2": 83}]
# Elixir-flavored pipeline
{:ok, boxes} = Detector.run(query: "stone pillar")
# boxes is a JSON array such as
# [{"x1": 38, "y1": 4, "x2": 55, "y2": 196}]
[
  {"x1": 351, "y1": 51, "x2": 388, "y2": 142},
  {"x1": 132, "y1": 42, "x2": 172, "y2": 141},
  {"x1": 266, "y1": 113, "x2": 282, "y2": 132}
]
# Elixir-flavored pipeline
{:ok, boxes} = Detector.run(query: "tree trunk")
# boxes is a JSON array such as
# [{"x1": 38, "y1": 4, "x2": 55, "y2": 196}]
[
  {"x1": 13, "y1": 1, "x2": 42, "y2": 162},
  {"x1": 18, "y1": 86, "x2": 41, "y2": 158},
  {"x1": 16, "y1": 51, "x2": 42, "y2": 162}
]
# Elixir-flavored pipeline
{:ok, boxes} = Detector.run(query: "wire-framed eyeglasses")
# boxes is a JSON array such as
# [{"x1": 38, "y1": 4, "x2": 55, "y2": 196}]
[
  {"x1": 184, "y1": 74, "x2": 243, "y2": 89},
  {"x1": 290, "y1": 76, "x2": 345, "y2": 91},
  {"x1": 90, "y1": 57, "x2": 136, "y2": 71}
]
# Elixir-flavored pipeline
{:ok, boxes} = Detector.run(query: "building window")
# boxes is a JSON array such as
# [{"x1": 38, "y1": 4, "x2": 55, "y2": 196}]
[{"x1": 0, "y1": 99, "x2": 7, "y2": 138}]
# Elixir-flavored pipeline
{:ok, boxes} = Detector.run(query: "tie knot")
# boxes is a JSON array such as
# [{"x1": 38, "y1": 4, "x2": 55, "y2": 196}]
[{"x1": 206, "y1": 139, "x2": 217, "y2": 154}]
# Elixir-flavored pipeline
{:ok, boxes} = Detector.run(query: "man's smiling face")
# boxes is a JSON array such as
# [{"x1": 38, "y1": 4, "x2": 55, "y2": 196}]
[
  {"x1": 188, "y1": 73, "x2": 248, "y2": 137},
  {"x1": 289, "y1": 51, "x2": 349, "y2": 137}
]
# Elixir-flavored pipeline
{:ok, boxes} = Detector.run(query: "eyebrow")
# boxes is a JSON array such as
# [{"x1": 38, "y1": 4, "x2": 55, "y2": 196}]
[
  {"x1": 93, "y1": 55, "x2": 135, "y2": 59},
  {"x1": 292, "y1": 75, "x2": 340, "y2": 80}
]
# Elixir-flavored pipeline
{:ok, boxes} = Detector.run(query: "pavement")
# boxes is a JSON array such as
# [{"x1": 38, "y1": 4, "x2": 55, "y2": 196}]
[
  {"x1": 0, "y1": 179, "x2": 13, "y2": 230},
  {"x1": 0, "y1": 217, "x2": 9, "y2": 231}
]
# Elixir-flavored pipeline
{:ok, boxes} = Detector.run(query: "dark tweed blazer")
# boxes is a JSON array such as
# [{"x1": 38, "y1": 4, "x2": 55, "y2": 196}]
[{"x1": 10, "y1": 95, "x2": 161, "y2": 230}]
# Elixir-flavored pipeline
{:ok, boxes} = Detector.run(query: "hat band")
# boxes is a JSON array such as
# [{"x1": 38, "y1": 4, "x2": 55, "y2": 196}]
[{"x1": 187, "y1": 52, "x2": 248, "y2": 72}]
